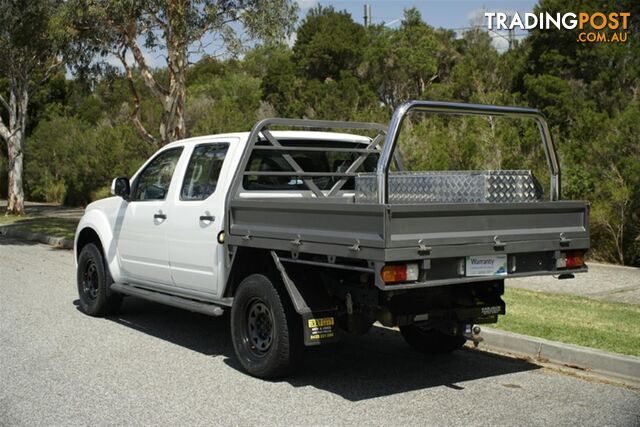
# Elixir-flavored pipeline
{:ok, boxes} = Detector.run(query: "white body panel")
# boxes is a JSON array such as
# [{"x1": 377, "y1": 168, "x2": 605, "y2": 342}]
[
  {"x1": 165, "y1": 137, "x2": 241, "y2": 296},
  {"x1": 74, "y1": 131, "x2": 371, "y2": 300},
  {"x1": 117, "y1": 199, "x2": 172, "y2": 285},
  {"x1": 74, "y1": 198, "x2": 127, "y2": 283}
]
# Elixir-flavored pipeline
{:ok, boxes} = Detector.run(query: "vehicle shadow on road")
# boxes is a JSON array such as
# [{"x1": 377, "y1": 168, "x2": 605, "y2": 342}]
[
  {"x1": 99, "y1": 296, "x2": 236, "y2": 357},
  {"x1": 285, "y1": 326, "x2": 540, "y2": 401},
  {"x1": 99, "y1": 296, "x2": 540, "y2": 401}
]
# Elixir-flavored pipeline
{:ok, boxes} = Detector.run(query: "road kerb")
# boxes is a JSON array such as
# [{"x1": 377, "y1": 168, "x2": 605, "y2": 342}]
[
  {"x1": 476, "y1": 327, "x2": 640, "y2": 386},
  {"x1": 0, "y1": 226, "x2": 73, "y2": 249}
]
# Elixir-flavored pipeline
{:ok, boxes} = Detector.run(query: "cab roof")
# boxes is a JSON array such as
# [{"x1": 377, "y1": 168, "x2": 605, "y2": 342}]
[{"x1": 164, "y1": 130, "x2": 374, "y2": 148}]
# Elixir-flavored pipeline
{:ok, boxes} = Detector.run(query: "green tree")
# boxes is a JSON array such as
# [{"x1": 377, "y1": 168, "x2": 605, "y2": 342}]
[
  {"x1": 251, "y1": 45, "x2": 305, "y2": 117},
  {"x1": 523, "y1": 0, "x2": 639, "y2": 113},
  {"x1": 25, "y1": 116, "x2": 152, "y2": 205},
  {"x1": 363, "y1": 8, "x2": 439, "y2": 107},
  {"x1": 64, "y1": 0, "x2": 297, "y2": 146},
  {"x1": 260, "y1": 8, "x2": 379, "y2": 119},
  {"x1": 186, "y1": 58, "x2": 264, "y2": 134},
  {"x1": 0, "y1": 0, "x2": 65, "y2": 215},
  {"x1": 293, "y1": 5, "x2": 366, "y2": 81},
  {"x1": 446, "y1": 29, "x2": 513, "y2": 105},
  {"x1": 518, "y1": 0, "x2": 640, "y2": 265},
  {"x1": 583, "y1": 102, "x2": 640, "y2": 264}
]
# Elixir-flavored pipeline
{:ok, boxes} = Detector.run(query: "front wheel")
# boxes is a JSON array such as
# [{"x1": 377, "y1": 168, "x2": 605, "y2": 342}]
[
  {"x1": 400, "y1": 324, "x2": 467, "y2": 354},
  {"x1": 230, "y1": 274, "x2": 303, "y2": 379},
  {"x1": 77, "y1": 243, "x2": 122, "y2": 316}
]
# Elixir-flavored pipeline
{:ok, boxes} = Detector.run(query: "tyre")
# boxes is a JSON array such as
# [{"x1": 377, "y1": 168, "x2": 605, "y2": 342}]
[
  {"x1": 399, "y1": 324, "x2": 467, "y2": 354},
  {"x1": 77, "y1": 243, "x2": 122, "y2": 316},
  {"x1": 230, "y1": 274, "x2": 303, "y2": 379}
]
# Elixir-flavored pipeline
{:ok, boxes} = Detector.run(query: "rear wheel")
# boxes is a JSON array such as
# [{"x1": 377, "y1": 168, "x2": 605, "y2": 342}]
[
  {"x1": 400, "y1": 324, "x2": 466, "y2": 354},
  {"x1": 77, "y1": 243, "x2": 122, "y2": 316},
  {"x1": 230, "y1": 274, "x2": 303, "y2": 379}
]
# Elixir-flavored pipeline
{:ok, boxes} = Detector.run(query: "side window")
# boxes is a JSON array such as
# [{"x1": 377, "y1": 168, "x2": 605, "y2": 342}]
[
  {"x1": 131, "y1": 147, "x2": 183, "y2": 201},
  {"x1": 181, "y1": 143, "x2": 229, "y2": 201}
]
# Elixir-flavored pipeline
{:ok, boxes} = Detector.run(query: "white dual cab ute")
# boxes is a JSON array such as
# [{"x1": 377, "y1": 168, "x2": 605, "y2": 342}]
[{"x1": 75, "y1": 101, "x2": 590, "y2": 378}]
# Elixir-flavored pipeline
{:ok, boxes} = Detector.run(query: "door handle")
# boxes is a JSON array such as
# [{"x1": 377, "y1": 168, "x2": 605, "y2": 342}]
[
  {"x1": 154, "y1": 213, "x2": 167, "y2": 220},
  {"x1": 199, "y1": 215, "x2": 215, "y2": 222}
]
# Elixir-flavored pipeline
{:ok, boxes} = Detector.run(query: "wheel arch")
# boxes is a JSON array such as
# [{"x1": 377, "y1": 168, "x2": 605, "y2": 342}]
[
  {"x1": 76, "y1": 227, "x2": 104, "y2": 260},
  {"x1": 223, "y1": 247, "x2": 336, "y2": 318},
  {"x1": 74, "y1": 209, "x2": 124, "y2": 283},
  {"x1": 223, "y1": 247, "x2": 278, "y2": 299}
]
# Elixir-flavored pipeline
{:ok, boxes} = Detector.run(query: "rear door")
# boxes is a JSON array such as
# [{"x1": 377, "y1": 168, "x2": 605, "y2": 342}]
[{"x1": 166, "y1": 139, "x2": 235, "y2": 297}]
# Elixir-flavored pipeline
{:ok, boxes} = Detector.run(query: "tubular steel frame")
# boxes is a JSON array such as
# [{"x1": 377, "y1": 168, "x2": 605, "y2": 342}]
[
  {"x1": 377, "y1": 101, "x2": 560, "y2": 203},
  {"x1": 227, "y1": 101, "x2": 560, "y2": 206},
  {"x1": 226, "y1": 117, "x2": 387, "y2": 202}
]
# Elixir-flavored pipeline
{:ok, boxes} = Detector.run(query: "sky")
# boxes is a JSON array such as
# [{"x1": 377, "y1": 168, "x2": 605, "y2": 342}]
[
  {"x1": 297, "y1": 0, "x2": 537, "y2": 29},
  {"x1": 296, "y1": 0, "x2": 539, "y2": 51}
]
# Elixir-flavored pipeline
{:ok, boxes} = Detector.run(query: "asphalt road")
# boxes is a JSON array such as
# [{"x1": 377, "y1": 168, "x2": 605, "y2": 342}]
[{"x1": 1, "y1": 237, "x2": 639, "y2": 426}]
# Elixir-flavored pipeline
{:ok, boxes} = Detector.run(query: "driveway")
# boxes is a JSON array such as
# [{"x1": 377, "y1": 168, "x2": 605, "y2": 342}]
[{"x1": 509, "y1": 262, "x2": 640, "y2": 305}]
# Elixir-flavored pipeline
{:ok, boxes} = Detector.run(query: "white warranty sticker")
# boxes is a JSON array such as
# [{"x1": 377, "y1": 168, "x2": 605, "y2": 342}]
[{"x1": 466, "y1": 254, "x2": 508, "y2": 276}]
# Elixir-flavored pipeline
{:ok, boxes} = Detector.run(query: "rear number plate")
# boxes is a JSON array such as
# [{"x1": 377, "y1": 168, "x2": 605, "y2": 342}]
[{"x1": 466, "y1": 254, "x2": 507, "y2": 276}]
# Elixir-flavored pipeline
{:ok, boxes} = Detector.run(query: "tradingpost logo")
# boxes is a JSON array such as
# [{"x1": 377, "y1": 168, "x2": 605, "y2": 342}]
[{"x1": 484, "y1": 11, "x2": 631, "y2": 43}]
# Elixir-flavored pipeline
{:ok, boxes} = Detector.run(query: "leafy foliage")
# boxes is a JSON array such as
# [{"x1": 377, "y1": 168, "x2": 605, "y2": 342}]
[
  {"x1": 61, "y1": 0, "x2": 298, "y2": 145},
  {"x1": 0, "y1": 0, "x2": 68, "y2": 214},
  {"x1": 25, "y1": 116, "x2": 152, "y2": 205},
  {"x1": 293, "y1": 6, "x2": 366, "y2": 81},
  {"x1": 3, "y1": 2, "x2": 638, "y2": 264},
  {"x1": 363, "y1": 9, "x2": 439, "y2": 107}
]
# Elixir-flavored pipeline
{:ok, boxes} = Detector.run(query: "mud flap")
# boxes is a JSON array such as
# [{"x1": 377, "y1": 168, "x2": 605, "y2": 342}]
[
  {"x1": 302, "y1": 311, "x2": 338, "y2": 346},
  {"x1": 271, "y1": 252, "x2": 339, "y2": 346}
]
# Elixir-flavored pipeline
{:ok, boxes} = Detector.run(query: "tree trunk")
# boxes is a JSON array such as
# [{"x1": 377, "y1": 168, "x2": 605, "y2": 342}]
[
  {"x1": 159, "y1": 73, "x2": 186, "y2": 144},
  {"x1": 2, "y1": 83, "x2": 28, "y2": 216},
  {"x1": 124, "y1": 3, "x2": 188, "y2": 147},
  {"x1": 160, "y1": 1, "x2": 188, "y2": 145},
  {"x1": 6, "y1": 132, "x2": 25, "y2": 215}
]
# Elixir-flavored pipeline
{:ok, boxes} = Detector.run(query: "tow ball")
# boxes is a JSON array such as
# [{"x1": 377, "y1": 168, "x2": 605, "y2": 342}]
[{"x1": 463, "y1": 324, "x2": 483, "y2": 346}]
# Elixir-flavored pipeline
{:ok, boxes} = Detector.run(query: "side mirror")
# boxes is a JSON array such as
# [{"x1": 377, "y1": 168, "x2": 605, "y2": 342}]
[{"x1": 111, "y1": 177, "x2": 131, "y2": 200}]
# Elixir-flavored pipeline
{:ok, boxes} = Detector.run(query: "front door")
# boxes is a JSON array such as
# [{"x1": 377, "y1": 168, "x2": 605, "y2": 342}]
[
  {"x1": 116, "y1": 146, "x2": 184, "y2": 286},
  {"x1": 166, "y1": 141, "x2": 233, "y2": 297}
]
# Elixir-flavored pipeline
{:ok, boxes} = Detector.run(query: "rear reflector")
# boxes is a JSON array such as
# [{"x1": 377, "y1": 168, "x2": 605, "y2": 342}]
[{"x1": 381, "y1": 263, "x2": 419, "y2": 283}]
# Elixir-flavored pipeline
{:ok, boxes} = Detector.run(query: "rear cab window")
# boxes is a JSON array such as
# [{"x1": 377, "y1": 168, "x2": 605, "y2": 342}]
[{"x1": 242, "y1": 139, "x2": 378, "y2": 191}]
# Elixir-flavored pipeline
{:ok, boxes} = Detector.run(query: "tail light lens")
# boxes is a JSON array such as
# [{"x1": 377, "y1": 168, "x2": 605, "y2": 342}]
[
  {"x1": 557, "y1": 251, "x2": 585, "y2": 269},
  {"x1": 566, "y1": 251, "x2": 585, "y2": 268},
  {"x1": 381, "y1": 263, "x2": 419, "y2": 283}
]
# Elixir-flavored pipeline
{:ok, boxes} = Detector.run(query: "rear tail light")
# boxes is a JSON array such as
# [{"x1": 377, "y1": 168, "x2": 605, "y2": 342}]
[
  {"x1": 381, "y1": 263, "x2": 419, "y2": 283},
  {"x1": 556, "y1": 251, "x2": 585, "y2": 269}
]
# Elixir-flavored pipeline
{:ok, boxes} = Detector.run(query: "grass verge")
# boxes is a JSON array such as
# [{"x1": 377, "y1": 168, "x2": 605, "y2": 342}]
[
  {"x1": 0, "y1": 215, "x2": 33, "y2": 225},
  {"x1": 495, "y1": 287, "x2": 640, "y2": 357},
  {"x1": 0, "y1": 216, "x2": 78, "y2": 240}
]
